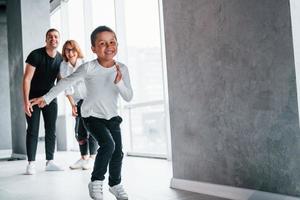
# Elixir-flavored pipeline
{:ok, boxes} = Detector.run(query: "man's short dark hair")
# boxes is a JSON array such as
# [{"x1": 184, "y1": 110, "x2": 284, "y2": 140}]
[
  {"x1": 46, "y1": 28, "x2": 59, "y2": 38},
  {"x1": 90, "y1": 26, "x2": 116, "y2": 47}
]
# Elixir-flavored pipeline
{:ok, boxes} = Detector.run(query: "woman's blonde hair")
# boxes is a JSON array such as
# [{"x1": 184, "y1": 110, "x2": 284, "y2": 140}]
[{"x1": 62, "y1": 40, "x2": 84, "y2": 61}]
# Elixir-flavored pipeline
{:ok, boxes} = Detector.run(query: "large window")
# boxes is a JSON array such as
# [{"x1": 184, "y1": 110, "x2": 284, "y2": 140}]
[
  {"x1": 67, "y1": 0, "x2": 85, "y2": 52},
  {"x1": 92, "y1": 0, "x2": 116, "y2": 30},
  {"x1": 121, "y1": 0, "x2": 168, "y2": 157},
  {"x1": 50, "y1": 0, "x2": 170, "y2": 158}
]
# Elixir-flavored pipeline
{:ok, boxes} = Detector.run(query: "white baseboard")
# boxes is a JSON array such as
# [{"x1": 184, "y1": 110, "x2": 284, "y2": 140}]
[
  {"x1": 127, "y1": 151, "x2": 167, "y2": 159},
  {"x1": 11, "y1": 153, "x2": 27, "y2": 160},
  {"x1": 0, "y1": 149, "x2": 12, "y2": 159},
  {"x1": 171, "y1": 178, "x2": 299, "y2": 200}
]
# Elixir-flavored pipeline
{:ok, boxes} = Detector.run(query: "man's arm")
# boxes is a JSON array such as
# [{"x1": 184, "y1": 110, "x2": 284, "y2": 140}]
[{"x1": 23, "y1": 63, "x2": 36, "y2": 117}]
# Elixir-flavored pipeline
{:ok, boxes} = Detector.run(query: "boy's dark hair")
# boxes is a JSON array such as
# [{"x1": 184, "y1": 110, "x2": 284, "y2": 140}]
[
  {"x1": 46, "y1": 28, "x2": 59, "y2": 38},
  {"x1": 90, "y1": 26, "x2": 117, "y2": 47}
]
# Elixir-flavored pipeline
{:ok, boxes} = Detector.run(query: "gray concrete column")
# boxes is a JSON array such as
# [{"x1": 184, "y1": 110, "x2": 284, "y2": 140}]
[
  {"x1": 6, "y1": 0, "x2": 26, "y2": 159},
  {"x1": 6, "y1": 0, "x2": 50, "y2": 159},
  {"x1": 0, "y1": 3, "x2": 12, "y2": 153}
]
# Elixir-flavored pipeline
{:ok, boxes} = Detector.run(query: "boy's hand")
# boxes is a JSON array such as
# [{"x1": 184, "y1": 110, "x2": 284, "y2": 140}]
[
  {"x1": 114, "y1": 63, "x2": 122, "y2": 84},
  {"x1": 24, "y1": 101, "x2": 33, "y2": 117},
  {"x1": 30, "y1": 97, "x2": 47, "y2": 108}
]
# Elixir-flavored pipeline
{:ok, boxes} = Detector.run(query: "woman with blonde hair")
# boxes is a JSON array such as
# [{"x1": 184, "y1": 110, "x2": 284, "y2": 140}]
[{"x1": 60, "y1": 40, "x2": 98, "y2": 170}]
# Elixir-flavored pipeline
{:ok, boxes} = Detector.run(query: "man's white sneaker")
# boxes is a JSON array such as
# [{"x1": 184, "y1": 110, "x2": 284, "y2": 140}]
[
  {"x1": 25, "y1": 163, "x2": 36, "y2": 175},
  {"x1": 70, "y1": 158, "x2": 87, "y2": 170},
  {"x1": 82, "y1": 158, "x2": 94, "y2": 170},
  {"x1": 88, "y1": 181, "x2": 103, "y2": 200},
  {"x1": 109, "y1": 184, "x2": 128, "y2": 200},
  {"x1": 45, "y1": 160, "x2": 64, "y2": 171}
]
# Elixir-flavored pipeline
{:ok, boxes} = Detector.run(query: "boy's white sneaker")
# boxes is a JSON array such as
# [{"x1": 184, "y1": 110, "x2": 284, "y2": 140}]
[
  {"x1": 70, "y1": 158, "x2": 87, "y2": 170},
  {"x1": 45, "y1": 160, "x2": 64, "y2": 171},
  {"x1": 82, "y1": 158, "x2": 94, "y2": 170},
  {"x1": 25, "y1": 163, "x2": 36, "y2": 175},
  {"x1": 109, "y1": 184, "x2": 128, "y2": 200},
  {"x1": 88, "y1": 180, "x2": 103, "y2": 200}
]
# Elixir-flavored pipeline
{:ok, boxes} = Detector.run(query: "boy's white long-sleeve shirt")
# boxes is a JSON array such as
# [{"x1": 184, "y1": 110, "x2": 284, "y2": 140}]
[
  {"x1": 44, "y1": 59, "x2": 133, "y2": 119},
  {"x1": 59, "y1": 58, "x2": 86, "y2": 103}
]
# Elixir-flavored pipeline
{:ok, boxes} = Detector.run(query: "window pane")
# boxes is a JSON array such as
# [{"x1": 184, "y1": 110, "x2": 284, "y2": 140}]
[
  {"x1": 67, "y1": 0, "x2": 86, "y2": 53},
  {"x1": 124, "y1": 0, "x2": 164, "y2": 104},
  {"x1": 124, "y1": 103, "x2": 167, "y2": 155},
  {"x1": 123, "y1": 0, "x2": 167, "y2": 156},
  {"x1": 92, "y1": 0, "x2": 115, "y2": 29}
]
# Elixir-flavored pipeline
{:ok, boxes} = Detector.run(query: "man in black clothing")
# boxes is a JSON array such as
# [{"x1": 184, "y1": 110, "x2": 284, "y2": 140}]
[{"x1": 22, "y1": 28, "x2": 64, "y2": 175}]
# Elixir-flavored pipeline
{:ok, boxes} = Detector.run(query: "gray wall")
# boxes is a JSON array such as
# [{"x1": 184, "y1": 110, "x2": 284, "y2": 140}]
[
  {"x1": 6, "y1": 0, "x2": 26, "y2": 156},
  {"x1": 0, "y1": 4, "x2": 12, "y2": 150},
  {"x1": 163, "y1": 0, "x2": 300, "y2": 197},
  {"x1": 21, "y1": 0, "x2": 50, "y2": 59},
  {"x1": 21, "y1": 0, "x2": 52, "y2": 142},
  {"x1": 6, "y1": 0, "x2": 50, "y2": 157}
]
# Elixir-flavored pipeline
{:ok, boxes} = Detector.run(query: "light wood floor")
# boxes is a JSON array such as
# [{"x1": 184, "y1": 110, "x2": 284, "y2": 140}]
[{"x1": 0, "y1": 151, "x2": 230, "y2": 200}]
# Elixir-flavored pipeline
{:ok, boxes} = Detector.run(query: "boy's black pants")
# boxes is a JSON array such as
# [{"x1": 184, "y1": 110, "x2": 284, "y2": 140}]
[{"x1": 83, "y1": 116, "x2": 123, "y2": 186}]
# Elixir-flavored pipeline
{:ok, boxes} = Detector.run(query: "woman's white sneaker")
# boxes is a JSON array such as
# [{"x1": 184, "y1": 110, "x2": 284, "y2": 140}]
[
  {"x1": 70, "y1": 158, "x2": 87, "y2": 170},
  {"x1": 109, "y1": 184, "x2": 128, "y2": 200},
  {"x1": 88, "y1": 180, "x2": 103, "y2": 200}
]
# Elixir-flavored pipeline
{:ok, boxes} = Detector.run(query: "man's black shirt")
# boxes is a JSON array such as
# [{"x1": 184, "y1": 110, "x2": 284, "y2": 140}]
[{"x1": 26, "y1": 47, "x2": 63, "y2": 98}]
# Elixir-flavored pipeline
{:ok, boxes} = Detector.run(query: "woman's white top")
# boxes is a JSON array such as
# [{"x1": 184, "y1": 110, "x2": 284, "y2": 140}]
[
  {"x1": 44, "y1": 59, "x2": 133, "y2": 119},
  {"x1": 59, "y1": 58, "x2": 86, "y2": 103}
]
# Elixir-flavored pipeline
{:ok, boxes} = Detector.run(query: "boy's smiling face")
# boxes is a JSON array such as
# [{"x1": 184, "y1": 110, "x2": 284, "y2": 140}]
[{"x1": 92, "y1": 31, "x2": 118, "y2": 63}]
